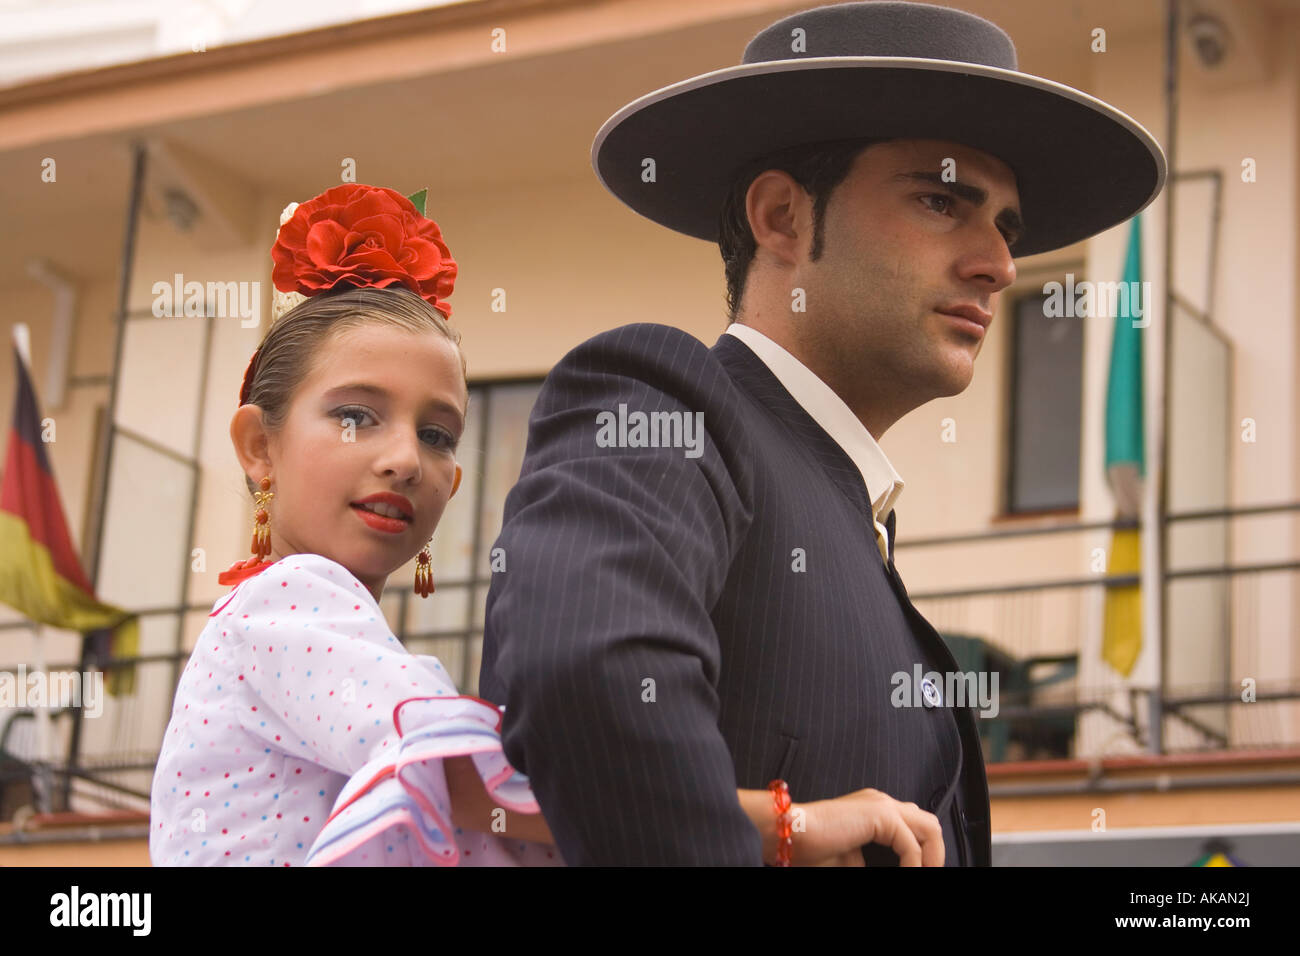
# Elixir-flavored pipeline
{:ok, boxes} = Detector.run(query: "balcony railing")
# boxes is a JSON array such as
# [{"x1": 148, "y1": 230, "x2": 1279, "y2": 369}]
[{"x1": 2, "y1": 504, "x2": 1299, "y2": 819}]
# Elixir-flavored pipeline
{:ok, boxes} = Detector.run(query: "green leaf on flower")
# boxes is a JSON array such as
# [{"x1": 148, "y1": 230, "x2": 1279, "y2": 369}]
[{"x1": 406, "y1": 188, "x2": 428, "y2": 218}]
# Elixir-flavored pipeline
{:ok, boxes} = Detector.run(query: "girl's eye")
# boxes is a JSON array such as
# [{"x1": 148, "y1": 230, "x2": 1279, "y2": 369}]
[
  {"x1": 335, "y1": 403, "x2": 457, "y2": 447},
  {"x1": 921, "y1": 193, "x2": 955, "y2": 215},
  {"x1": 336, "y1": 405, "x2": 373, "y2": 428},
  {"x1": 421, "y1": 427, "x2": 456, "y2": 450}
]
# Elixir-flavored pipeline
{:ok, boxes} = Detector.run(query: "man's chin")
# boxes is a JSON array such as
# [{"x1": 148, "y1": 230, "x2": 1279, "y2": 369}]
[{"x1": 932, "y1": 362, "x2": 975, "y2": 398}]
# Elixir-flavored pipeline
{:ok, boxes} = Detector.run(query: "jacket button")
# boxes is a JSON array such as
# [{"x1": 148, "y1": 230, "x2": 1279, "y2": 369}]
[
  {"x1": 921, "y1": 677, "x2": 942, "y2": 707},
  {"x1": 928, "y1": 788, "x2": 945, "y2": 812}
]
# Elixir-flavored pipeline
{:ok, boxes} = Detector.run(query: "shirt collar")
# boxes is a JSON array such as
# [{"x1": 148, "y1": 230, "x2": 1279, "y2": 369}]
[{"x1": 724, "y1": 323, "x2": 904, "y2": 523}]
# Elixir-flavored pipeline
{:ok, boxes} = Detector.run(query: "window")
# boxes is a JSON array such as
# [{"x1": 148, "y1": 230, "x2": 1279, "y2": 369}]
[{"x1": 1005, "y1": 290, "x2": 1083, "y2": 514}]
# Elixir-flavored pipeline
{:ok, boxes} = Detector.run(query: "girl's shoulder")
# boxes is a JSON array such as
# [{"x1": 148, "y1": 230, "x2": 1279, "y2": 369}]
[{"x1": 211, "y1": 553, "x2": 380, "y2": 618}]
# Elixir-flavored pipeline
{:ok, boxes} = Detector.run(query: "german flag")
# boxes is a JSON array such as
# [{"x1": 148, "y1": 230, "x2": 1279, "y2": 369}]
[{"x1": 0, "y1": 338, "x2": 138, "y2": 694}]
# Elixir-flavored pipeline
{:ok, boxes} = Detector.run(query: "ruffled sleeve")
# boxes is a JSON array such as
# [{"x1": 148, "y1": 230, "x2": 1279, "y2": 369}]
[{"x1": 304, "y1": 692, "x2": 554, "y2": 866}]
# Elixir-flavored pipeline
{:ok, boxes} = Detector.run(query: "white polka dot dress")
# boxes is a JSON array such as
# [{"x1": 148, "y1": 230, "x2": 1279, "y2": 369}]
[{"x1": 149, "y1": 553, "x2": 561, "y2": 867}]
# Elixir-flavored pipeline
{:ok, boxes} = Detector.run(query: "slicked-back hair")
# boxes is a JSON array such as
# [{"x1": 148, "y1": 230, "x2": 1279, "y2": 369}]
[{"x1": 718, "y1": 138, "x2": 884, "y2": 323}]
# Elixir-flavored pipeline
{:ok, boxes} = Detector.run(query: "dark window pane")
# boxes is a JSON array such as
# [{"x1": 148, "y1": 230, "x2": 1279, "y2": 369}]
[{"x1": 1008, "y1": 293, "x2": 1082, "y2": 512}]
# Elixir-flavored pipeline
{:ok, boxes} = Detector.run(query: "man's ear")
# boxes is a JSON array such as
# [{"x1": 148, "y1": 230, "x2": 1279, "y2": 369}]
[
  {"x1": 230, "y1": 404, "x2": 273, "y2": 481},
  {"x1": 746, "y1": 169, "x2": 810, "y2": 267},
  {"x1": 449, "y1": 463, "x2": 463, "y2": 499}
]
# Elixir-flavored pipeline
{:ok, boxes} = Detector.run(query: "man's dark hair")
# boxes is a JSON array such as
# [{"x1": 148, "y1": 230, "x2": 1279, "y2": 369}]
[{"x1": 718, "y1": 138, "x2": 884, "y2": 322}]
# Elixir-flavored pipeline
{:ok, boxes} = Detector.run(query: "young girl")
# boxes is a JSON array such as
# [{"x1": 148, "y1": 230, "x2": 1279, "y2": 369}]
[
  {"x1": 150, "y1": 183, "x2": 945, "y2": 867},
  {"x1": 150, "y1": 184, "x2": 557, "y2": 866}
]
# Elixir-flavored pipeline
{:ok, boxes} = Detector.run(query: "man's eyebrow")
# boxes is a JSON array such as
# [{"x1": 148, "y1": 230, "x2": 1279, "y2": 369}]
[
  {"x1": 894, "y1": 170, "x2": 1026, "y2": 244},
  {"x1": 323, "y1": 383, "x2": 464, "y2": 420}
]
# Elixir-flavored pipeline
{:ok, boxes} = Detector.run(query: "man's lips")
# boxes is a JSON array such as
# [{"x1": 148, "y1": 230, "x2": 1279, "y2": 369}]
[{"x1": 936, "y1": 304, "x2": 993, "y2": 328}]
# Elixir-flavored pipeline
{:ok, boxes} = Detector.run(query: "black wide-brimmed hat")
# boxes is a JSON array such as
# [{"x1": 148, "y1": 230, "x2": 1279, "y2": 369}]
[{"x1": 591, "y1": 1, "x2": 1166, "y2": 257}]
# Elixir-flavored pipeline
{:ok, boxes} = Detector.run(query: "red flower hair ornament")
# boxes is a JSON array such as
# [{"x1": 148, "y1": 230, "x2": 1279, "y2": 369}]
[{"x1": 239, "y1": 184, "x2": 457, "y2": 407}]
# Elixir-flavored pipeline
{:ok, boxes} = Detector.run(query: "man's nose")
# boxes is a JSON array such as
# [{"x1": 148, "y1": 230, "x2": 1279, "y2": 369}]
[{"x1": 960, "y1": 222, "x2": 1016, "y2": 292}]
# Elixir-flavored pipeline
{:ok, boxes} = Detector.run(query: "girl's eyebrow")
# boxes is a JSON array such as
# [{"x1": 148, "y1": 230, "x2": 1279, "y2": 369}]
[{"x1": 324, "y1": 383, "x2": 463, "y2": 421}]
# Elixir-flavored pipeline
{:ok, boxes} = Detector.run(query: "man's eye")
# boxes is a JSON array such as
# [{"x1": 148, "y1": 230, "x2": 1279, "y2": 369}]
[{"x1": 921, "y1": 194, "x2": 954, "y2": 215}]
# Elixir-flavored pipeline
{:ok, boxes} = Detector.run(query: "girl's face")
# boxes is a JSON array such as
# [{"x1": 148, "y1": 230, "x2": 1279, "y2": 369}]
[{"x1": 237, "y1": 324, "x2": 466, "y2": 602}]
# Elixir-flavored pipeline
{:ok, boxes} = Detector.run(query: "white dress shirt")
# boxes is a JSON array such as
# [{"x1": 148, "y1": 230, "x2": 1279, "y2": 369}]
[{"x1": 725, "y1": 323, "x2": 904, "y2": 565}]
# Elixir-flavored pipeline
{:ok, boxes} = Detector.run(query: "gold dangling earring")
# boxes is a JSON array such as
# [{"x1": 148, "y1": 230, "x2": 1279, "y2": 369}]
[
  {"x1": 414, "y1": 542, "x2": 435, "y2": 598},
  {"x1": 247, "y1": 475, "x2": 273, "y2": 566}
]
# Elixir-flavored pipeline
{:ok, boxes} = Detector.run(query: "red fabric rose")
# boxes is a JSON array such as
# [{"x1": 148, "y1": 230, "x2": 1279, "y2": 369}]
[{"x1": 270, "y1": 184, "x2": 457, "y2": 317}]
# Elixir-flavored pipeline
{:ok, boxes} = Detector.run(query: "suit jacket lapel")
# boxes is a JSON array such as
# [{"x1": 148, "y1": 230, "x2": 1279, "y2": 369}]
[{"x1": 714, "y1": 334, "x2": 876, "y2": 519}]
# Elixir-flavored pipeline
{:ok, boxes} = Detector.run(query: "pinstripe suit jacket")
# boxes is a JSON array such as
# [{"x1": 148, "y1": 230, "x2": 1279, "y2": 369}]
[{"x1": 480, "y1": 323, "x2": 991, "y2": 866}]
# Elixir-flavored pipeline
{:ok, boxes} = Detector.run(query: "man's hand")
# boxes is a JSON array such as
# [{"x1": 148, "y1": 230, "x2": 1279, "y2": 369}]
[{"x1": 797, "y1": 788, "x2": 945, "y2": 866}]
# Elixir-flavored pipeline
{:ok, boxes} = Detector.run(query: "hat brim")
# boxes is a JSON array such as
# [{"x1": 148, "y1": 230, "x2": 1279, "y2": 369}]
[{"x1": 591, "y1": 57, "x2": 1166, "y2": 257}]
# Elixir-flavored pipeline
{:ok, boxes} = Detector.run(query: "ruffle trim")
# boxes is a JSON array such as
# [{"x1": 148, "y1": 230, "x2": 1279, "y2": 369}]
[
  {"x1": 216, "y1": 559, "x2": 274, "y2": 587},
  {"x1": 304, "y1": 695, "x2": 538, "y2": 866}
]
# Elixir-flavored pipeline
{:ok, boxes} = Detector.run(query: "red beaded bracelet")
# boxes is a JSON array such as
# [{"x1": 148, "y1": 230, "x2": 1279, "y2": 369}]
[{"x1": 768, "y1": 779, "x2": 793, "y2": 866}]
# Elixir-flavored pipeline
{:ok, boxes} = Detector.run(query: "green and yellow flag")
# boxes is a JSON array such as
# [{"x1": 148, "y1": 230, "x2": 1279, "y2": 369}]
[
  {"x1": 1102, "y1": 217, "x2": 1145, "y2": 677},
  {"x1": 0, "y1": 338, "x2": 139, "y2": 694}
]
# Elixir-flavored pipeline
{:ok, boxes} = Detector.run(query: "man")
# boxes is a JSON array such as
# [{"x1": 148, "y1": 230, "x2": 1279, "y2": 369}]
[{"x1": 480, "y1": 1, "x2": 1164, "y2": 864}]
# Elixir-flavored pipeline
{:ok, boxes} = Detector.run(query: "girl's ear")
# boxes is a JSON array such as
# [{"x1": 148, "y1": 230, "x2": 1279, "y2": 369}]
[
  {"x1": 450, "y1": 463, "x2": 463, "y2": 499},
  {"x1": 230, "y1": 404, "x2": 272, "y2": 477}
]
